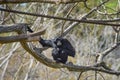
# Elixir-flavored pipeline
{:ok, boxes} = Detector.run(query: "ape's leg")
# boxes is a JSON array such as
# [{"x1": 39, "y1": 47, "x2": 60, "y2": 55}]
[
  {"x1": 52, "y1": 48, "x2": 68, "y2": 64},
  {"x1": 52, "y1": 48, "x2": 61, "y2": 63},
  {"x1": 52, "y1": 48, "x2": 66, "y2": 63},
  {"x1": 60, "y1": 39, "x2": 75, "y2": 57},
  {"x1": 62, "y1": 49, "x2": 75, "y2": 57},
  {"x1": 59, "y1": 50, "x2": 68, "y2": 64}
]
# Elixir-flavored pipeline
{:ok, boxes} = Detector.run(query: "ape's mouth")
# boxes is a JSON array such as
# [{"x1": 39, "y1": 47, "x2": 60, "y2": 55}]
[{"x1": 57, "y1": 41, "x2": 62, "y2": 46}]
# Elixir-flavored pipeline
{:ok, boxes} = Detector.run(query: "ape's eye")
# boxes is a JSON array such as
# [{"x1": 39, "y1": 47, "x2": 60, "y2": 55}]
[{"x1": 57, "y1": 41, "x2": 62, "y2": 46}]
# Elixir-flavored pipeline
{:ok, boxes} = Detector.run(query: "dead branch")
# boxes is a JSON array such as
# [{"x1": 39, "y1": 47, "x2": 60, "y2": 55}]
[
  {"x1": 0, "y1": 30, "x2": 46, "y2": 43},
  {"x1": 0, "y1": 23, "x2": 46, "y2": 43},
  {"x1": 0, "y1": 23, "x2": 29, "y2": 33}
]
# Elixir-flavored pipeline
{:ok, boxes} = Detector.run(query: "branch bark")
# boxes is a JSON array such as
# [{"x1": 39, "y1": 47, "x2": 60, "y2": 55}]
[
  {"x1": 0, "y1": 0, "x2": 85, "y2": 4},
  {"x1": 0, "y1": 30, "x2": 46, "y2": 43},
  {"x1": 0, "y1": 23, "x2": 32, "y2": 33},
  {"x1": 0, "y1": 23, "x2": 46, "y2": 43}
]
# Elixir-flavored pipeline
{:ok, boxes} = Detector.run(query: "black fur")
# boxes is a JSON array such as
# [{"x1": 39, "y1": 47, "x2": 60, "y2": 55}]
[
  {"x1": 26, "y1": 26, "x2": 75, "y2": 64},
  {"x1": 39, "y1": 37, "x2": 75, "y2": 64}
]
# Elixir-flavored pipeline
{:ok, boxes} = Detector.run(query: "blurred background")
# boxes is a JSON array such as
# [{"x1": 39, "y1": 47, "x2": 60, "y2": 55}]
[{"x1": 0, "y1": 0, "x2": 120, "y2": 80}]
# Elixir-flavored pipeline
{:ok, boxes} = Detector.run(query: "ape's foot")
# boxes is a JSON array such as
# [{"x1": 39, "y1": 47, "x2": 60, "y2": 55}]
[{"x1": 66, "y1": 62, "x2": 73, "y2": 65}]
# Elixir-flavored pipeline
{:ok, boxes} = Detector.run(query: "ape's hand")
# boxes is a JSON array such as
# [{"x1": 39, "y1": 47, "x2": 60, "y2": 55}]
[{"x1": 52, "y1": 48, "x2": 59, "y2": 55}]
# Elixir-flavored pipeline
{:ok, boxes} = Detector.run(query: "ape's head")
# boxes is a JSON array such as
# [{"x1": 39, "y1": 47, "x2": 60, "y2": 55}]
[{"x1": 54, "y1": 37, "x2": 63, "y2": 46}]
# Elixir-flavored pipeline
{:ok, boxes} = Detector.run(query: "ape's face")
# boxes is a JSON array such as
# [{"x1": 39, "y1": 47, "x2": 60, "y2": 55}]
[
  {"x1": 56, "y1": 40, "x2": 62, "y2": 46},
  {"x1": 54, "y1": 38, "x2": 62, "y2": 46}
]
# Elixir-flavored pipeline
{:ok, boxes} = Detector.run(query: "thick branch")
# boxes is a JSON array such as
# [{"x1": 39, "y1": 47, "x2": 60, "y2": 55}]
[
  {"x1": 23, "y1": 43, "x2": 120, "y2": 75},
  {"x1": 0, "y1": 30, "x2": 46, "y2": 43},
  {"x1": 0, "y1": 0, "x2": 85, "y2": 4},
  {"x1": 0, "y1": 23, "x2": 46, "y2": 43},
  {"x1": 0, "y1": 23, "x2": 29, "y2": 33}
]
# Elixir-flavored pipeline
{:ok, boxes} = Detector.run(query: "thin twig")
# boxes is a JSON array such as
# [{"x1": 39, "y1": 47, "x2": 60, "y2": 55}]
[
  {"x1": 97, "y1": 72, "x2": 106, "y2": 80},
  {"x1": 60, "y1": 0, "x2": 111, "y2": 37},
  {"x1": 77, "y1": 71, "x2": 84, "y2": 80},
  {"x1": 82, "y1": 0, "x2": 109, "y2": 19},
  {"x1": 1, "y1": 60, "x2": 9, "y2": 80},
  {"x1": 95, "y1": 71, "x2": 97, "y2": 80},
  {"x1": 61, "y1": 3, "x2": 78, "y2": 35},
  {"x1": 24, "y1": 59, "x2": 33, "y2": 80}
]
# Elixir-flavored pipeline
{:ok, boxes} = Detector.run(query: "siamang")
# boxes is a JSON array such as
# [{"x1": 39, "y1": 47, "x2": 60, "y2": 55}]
[
  {"x1": 27, "y1": 26, "x2": 75, "y2": 64},
  {"x1": 39, "y1": 37, "x2": 75, "y2": 64}
]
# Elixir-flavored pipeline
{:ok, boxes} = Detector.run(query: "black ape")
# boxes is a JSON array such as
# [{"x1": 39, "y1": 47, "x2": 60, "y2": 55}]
[
  {"x1": 26, "y1": 26, "x2": 75, "y2": 64},
  {"x1": 39, "y1": 37, "x2": 75, "y2": 64}
]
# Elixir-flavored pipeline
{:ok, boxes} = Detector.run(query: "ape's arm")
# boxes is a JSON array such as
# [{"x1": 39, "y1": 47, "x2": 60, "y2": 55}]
[
  {"x1": 39, "y1": 37, "x2": 57, "y2": 48},
  {"x1": 26, "y1": 26, "x2": 56, "y2": 48}
]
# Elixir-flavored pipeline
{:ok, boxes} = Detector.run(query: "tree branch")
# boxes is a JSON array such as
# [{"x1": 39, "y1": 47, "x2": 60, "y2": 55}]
[
  {"x1": 0, "y1": 23, "x2": 29, "y2": 33},
  {"x1": 0, "y1": 0, "x2": 85, "y2": 4},
  {"x1": 97, "y1": 42, "x2": 120, "y2": 64},
  {"x1": 0, "y1": 23, "x2": 46, "y2": 43},
  {"x1": 0, "y1": 30, "x2": 46, "y2": 43},
  {"x1": 0, "y1": 7, "x2": 120, "y2": 26},
  {"x1": 60, "y1": 0, "x2": 110, "y2": 37}
]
